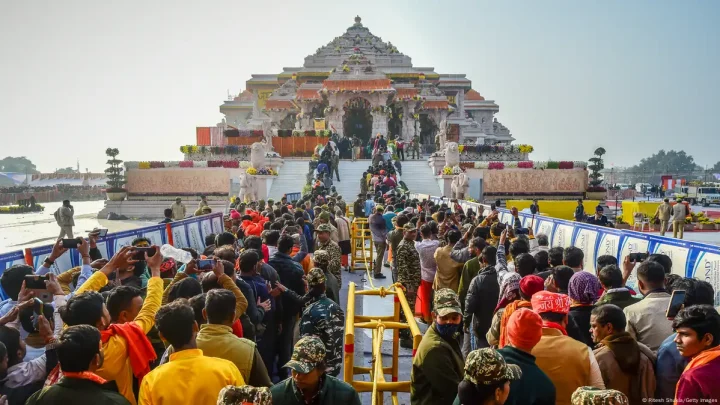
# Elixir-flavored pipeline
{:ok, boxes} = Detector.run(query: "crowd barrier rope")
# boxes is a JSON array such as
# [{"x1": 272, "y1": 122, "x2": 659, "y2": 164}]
[
  {"x1": 410, "y1": 194, "x2": 720, "y2": 305},
  {"x1": 0, "y1": 212, "x2": 225, "y2": 299}
]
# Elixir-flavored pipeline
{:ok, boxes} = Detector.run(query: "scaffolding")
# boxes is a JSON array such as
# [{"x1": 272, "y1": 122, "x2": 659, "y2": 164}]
[{"x1": 345, "y1": 217, "x2": 423, "y2": 405}]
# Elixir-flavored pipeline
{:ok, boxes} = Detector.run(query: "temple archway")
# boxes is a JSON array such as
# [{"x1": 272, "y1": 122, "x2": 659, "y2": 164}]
[{"x1": 343, "y1": 97, "x2": 373, "y2": 147}]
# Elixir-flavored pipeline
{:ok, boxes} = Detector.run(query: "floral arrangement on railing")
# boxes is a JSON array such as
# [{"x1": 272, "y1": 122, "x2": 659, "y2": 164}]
[
  {"x1": 223, "y1": 129, "x2": 264, "y2": 138},
  {"x1": 439, "y1": 165, "x2": 464, "y2": 175},
  {"x1": 180, "y1": 145, "x2": 252, "y2": 155},
  {"x1": 285, "y1": 129, "x2": 332, "y2": 137},
  {"x1": 461, "y1": 144, "x2": 534, "y2": 154},
  {"x1": 246, "y1": 167, "x2": 278, "y2": 176},
  {"x1": 473, "y1": 160, "x2": 588, "y2": 170},
  {"x1": 129, "y1": 160, "x2": 251, "y2": 169}
]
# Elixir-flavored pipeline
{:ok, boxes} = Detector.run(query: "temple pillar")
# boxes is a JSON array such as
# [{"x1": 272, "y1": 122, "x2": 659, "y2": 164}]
[
  {"x1": 402, "y1": 104, "x2": 416, "y2": 141},
  {"x1": 371, "y1": 111, "x2": 388, "y2": 137}
]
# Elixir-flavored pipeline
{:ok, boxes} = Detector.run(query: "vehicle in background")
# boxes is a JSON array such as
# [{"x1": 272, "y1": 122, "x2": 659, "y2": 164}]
[{"x1": 674, "y1": 186, "x2": 720, "y2": 206}]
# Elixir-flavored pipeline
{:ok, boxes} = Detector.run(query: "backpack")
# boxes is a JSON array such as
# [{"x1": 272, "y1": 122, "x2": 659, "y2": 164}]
[{"x1": 53, "y1": 208, "x2": 61, "y2": 225}]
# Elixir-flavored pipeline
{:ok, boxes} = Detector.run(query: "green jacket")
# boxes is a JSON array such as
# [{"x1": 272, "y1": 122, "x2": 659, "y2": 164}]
[
  {"x1": 270, "y1": 375, "x2": 361, "y2": 405},
  {"x1": 411, "y1": 325, "x2": 464, "y2": 405},
  {"x1": 596, "y1": 289, "x2": 640, "y2": 309},
  {"x1": 457, "y1": 258, "x2": 482, "y2": 313}
]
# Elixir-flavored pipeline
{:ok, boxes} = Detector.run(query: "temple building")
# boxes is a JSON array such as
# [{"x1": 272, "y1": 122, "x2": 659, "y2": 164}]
[{"x1": 219, "y1": 16, "x2": 514, "y2": 149}]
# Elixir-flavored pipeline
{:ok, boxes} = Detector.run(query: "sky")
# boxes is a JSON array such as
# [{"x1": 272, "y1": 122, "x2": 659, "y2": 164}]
[{"x1": 1, "y1": 0, "x2": 719, "y2": 173}]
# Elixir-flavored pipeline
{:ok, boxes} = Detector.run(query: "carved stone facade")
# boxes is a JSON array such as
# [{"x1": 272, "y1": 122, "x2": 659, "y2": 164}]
[{"x1": 216, "y1": 16, "x2": 516, "y2": 148}]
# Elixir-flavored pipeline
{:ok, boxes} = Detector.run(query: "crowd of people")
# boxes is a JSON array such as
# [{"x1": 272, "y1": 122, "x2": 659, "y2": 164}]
[
  {"x1": 356, "y1": 196, "x2": 719, "y2": 404},
  {"x1": 2, "y1": 178, "x2": 719, "y2": 404}
]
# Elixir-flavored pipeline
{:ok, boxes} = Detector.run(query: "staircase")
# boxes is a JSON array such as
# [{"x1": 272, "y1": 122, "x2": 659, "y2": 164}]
[
  {"x1": 399, "y1": 160, "x2": 441, "y2": 196},
  {"x1": 267, "y1": 160, "x2": 309, "y2": 200},
  {"x1": 268, "y1": 159, "x2": 441, "y2": 200}
]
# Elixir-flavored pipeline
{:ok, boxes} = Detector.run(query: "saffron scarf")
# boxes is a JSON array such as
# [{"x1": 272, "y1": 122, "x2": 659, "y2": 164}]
[
  {"x1": 63, "y1": 371, "x2": 108, "y2": 385},
  {"x1": 542, "y1": 321, "x2": 567, "y2": 336},
  {"x1": 498, "y1": 300, "x2": 533, "y2": 348},
  {"x1": 675, "y1": 346, "x2": 720, "y2": 402},
  {"x1": 101, "y1": 322, "x2": 157, "y2": 381}
]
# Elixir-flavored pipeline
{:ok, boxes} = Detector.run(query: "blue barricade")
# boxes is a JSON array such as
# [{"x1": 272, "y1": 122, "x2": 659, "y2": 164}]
[{"x1": 0, "y1": 212, "x2": 225, "y2": 299}]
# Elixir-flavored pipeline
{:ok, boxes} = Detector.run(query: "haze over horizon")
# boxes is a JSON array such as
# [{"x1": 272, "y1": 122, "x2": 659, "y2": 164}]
[{"x1": 1, "y1": 0, "x2": 718, "y2": 173}]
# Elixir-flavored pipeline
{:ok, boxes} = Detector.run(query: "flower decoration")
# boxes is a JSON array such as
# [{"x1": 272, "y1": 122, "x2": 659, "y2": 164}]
[
  {"x1": 546, "y1": 161, "x2": 560, "y2": 169},
  {"x1": 190, "y1": 146, "x2": 199, "y2": 153},
  {"x1": 413, "y1": 113, "x2": 419, "y2": 119},
  {"x1": 488, "y1": 162, "x2": 505, "y2": 170},
  {"x1": 458, "y1": 145, "x2": 464, "y2": 153},
  {"x1": 246, "y1": 167, "x2": 258, "y2": 175},
  {"x1": 342, "y1": 64, "x2": 350, "y2": 72},
  {"x1": 517, "y1": 161, "x2": 534, "y2": 169},
  {"x1": 124, "y1": 161, "x2": 139, "y2": 169},
  {"x1": 442, "y1": 166, "x2": 453, "y2": 175},
  {"x1": 149, "y1": 161, "x2": 165, "y2": 168},
  {"x1": 518, "y1": 145, "x2": 534, "y2": 154},
  {"x1": 506, "y1": 161, "x2": 518, "y2": 169},
  {"x1": 138, "y1": 162, "x2": 151, "y2": 169},
  {"x1": 558, "y1": 161, "x2": 574, "y2": 169},
  {"x1": 194, "y1": 161, "x2": 208, "y2": 168},
  {"x1": 165, "y1": 161, "x2": 180, "y2": 168},
  {"x1": 180, "y1": 146, "x2": 189, "y2": 154},
  {"x1": 179, "y1": 161, "x2": 194, "y2": 168}
]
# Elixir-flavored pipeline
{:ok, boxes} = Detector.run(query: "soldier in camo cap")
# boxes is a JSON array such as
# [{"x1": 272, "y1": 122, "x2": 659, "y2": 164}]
[
  {"x1": 570, "y1": 387, "x2": 629, "y2": 405},
  {"x1": 452, "y1": 348, "x2": 522, "y2": 405},
  {"x1": 299, "y1": 265, "x2": 344, "y2": 377},
  {"x1": 463, "y1": 348, "x2": 522, "y2": 385},
  {"x1": 270, "y1": 337, "x2": 361, "y2": 404},
  {"x1": 217, "y1": 385, "x2": 272, "y2": 405},
  {"x1": 315, "y1": 223, "x2": 342, "y2": 284},
  {"x1": 306, "y1": 268, "x2": 326, "y2": 287},
  {"x1": 284, "y1": 336, "x2": 326, "y2": 374},
  {"x1": 434, "y1": 288, "x2": 463, "y2": 317},
  {"x1": 311, "y1": 251, "x2": 339, "y2": 304}
]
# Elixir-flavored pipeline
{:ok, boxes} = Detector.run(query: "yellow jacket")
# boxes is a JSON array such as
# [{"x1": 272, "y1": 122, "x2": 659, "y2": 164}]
[
  {"x1": 196, "y1": 324, "x2": 255, "y2": 381},
  {"x1": 139, "y1": 348, "x2": 244, "y2": 405},
  {"x1": 76, "y1": 271, "x2": 164, "y2": 405}
]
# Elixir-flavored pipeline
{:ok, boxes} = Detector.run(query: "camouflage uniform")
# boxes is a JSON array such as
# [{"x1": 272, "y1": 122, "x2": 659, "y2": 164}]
[
  {"x1": 218, "y1": 386, "x2": 272, "y2": 405},
  {"x1": 396, "y1": 224, "x2": 421, "y2": 339},
  {"x1": 299, "y1": 268, "x2": 345, "y2": 377},
  {"x1": 312, "y1": 251, "x2": 340, "y2": 305},
  {"x1": 316, "y1": 224, "x2": 343, "y2": 284},
  {"x1": 570, "y1": 387, "x2": 629, "y2": 405},
  {"x1": 463, "y1": 348, "x2": 522, "y2": 385},
  {"x1": 284, "y1": 335, "x2": 327, "y2": 374}
]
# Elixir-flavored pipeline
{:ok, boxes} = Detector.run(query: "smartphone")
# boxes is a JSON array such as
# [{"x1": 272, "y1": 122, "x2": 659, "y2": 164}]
[
  {"x1": 61, "y1": 238, "x2": 81, "y2": 249},
  {"x1": 87, "y1": 229, "x2": 108, "y2": 237},
  {"x1": 31, "y1": 297, "x2": 44, "y2": 331},
  {"x1": 629, "y1": 252, "x2": 648, "y2": 262},
  {"x1": 133, "y1": 247, "x2": 156, "y2": 260},
  {"x1": 666, "y1": 290, "x2": 686, "y2": 318},
  {"x1": 197, "y1": 259, "x2": 216, "y2": 271},
  {"x1": 24, "y1": 275, "x2": 52, "y2": 303}
]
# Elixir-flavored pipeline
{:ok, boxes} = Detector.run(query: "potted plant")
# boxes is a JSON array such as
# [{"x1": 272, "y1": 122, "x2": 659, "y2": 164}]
[
  {"x1": 105, "y1": 148, "x2": 127, "y2": 201},
  {"x1": 586, "y1": 147, "x2": 606, "y2": 200},
  {"x1": 715, "y1": 219, "x2": 720, "y2": 230},
  {"x1": 615, "y1": 214, "x2": 631, "y2": 229}
]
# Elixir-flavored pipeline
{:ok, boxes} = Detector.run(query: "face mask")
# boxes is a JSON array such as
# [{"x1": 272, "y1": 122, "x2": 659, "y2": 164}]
[{"x1": 435, "y1": 322, "x2": 461, "y2": 338}]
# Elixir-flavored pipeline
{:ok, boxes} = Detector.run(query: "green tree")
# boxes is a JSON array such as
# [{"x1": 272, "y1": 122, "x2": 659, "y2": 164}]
[
  {"x1": 55, "y1": 167, "x2": 77, "y2": 174},
  {"x1": 628, "y1": 150, "x2": 697, "y2": 183},
  {"x1": 105, "y1": 148, "x2": 126, "y2": 191},
  {"x1": 0, "y1": 156, "x2": 39, "y2": 174},
  {"x1": 588, "y1": 147, "x2": 606, "y2": 187}
]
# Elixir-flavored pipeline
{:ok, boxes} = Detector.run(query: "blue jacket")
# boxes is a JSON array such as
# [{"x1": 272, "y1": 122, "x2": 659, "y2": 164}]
[{"x1": 656, "y1": 333, "x2": 688, "y2": 400}]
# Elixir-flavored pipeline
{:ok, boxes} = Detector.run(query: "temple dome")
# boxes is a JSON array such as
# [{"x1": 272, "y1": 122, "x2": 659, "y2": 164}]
[{"x1": 465, "y1": 89, "x2": 485, "y2": 101}]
